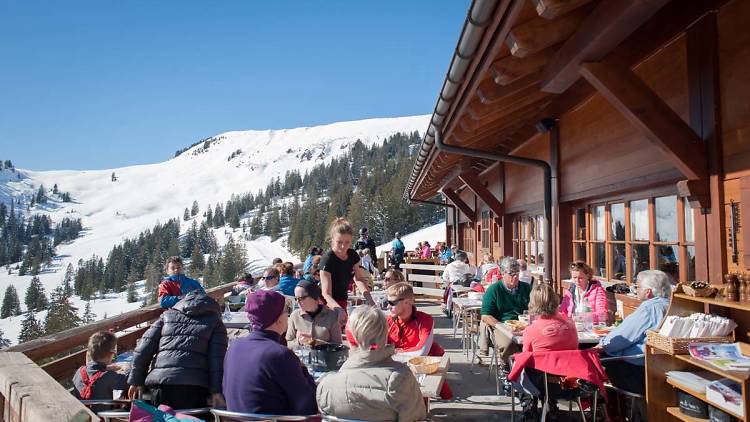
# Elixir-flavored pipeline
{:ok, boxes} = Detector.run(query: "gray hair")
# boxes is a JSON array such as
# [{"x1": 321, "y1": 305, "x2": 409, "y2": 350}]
[
  {"x1": 347, "y1": 305, "x2": 387, "y2": 349},
  {"x1": 637, "y1": 270, "x2": 672, "y2": 298},
  {"x1": 499, "y1": 256, "x2": 520, "y2": 274},
  {"x1": 454, "y1": 251, "x2": 468, "y2": 262},
  {"x1": 517, "y1": 259, "x2": 528, "y2": 271}
]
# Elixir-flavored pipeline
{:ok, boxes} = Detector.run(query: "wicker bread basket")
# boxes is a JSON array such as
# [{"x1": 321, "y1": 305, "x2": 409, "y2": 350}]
[
  {"x1": 408, "y1": 356, "x2": 441, "y2": 374},
  {"x1": 646, "y1": 330, "x2": 732, "y2": 355},
  {"x1": 681, "y1": 284, "x2": 717, "y2": 297}
]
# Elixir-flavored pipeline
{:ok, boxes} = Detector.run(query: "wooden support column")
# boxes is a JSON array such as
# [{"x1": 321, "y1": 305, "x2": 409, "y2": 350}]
[
  {"x1": 541, "y1": 0, "x2": 671, "y2": 93},
  {"x1": 458, "y1": 171, "x2": 504, "y2": 225},
  {"x1": 686, "y1": 12, "x2": 726, "y2": 283},
  {"x1": 579, "y1": 61, "x2": 709, "y2": 182},
  {"x1": 741, "y1": 177, "x2": 750, "y2": 270},
  {"x1": 442, "y1": 188, "x2": 476, "y2": 224}
]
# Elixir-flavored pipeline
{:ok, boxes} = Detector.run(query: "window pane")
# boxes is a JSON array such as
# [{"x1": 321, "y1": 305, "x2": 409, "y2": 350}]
[
  {"x1": 630, "y1": 199, "x2": 649, "y2": 241},
  {"x1": 593, "y1": 205, "x2": 605, "y2": 241},
  {"x1": 575, "y1": 209, "x2": 586, "y2": 240},
  {"x1": 611, "y1": 203, "x2": 625, "y2": 241},
  {"x1": 611, "y1": 244, "x2": 626, "y2": 280},
  {"x1": 592, "y1": 242, "x2": 606, "y2": 278},
  {"x1": 657, "y1": 245, "x2": 679, "y2": 284},
  {"x1": 655, "y1": 196, "x2": 678, "y2": 242},
  {"x1": 530, "y1": 242, "x2": 537, "y2": 265},
  {"x1": 687, "y1": 246, "x2": 696, "y2": 281},
  {"x1": 529, "y1": 217, "x2": 537, "y2": 240},
  {"x1": 537, "y1": 215, "x2": 544, "y2": 240},
  {"x1": 538, "y1": 242, "x2": 544, "y2": 266},
  {"x1": 575, "y1": 243, "x2": 586, "y2": 262},
  {"x1": 632, "y1": 244, "x2": 650, "y2": 279},
  {"x1": 685, "y1": 204, "x2": 694, "y2": 243}
]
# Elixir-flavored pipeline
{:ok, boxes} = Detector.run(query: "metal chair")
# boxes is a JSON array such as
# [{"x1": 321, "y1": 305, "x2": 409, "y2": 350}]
[
  {"x1": 98, "y1": 406, "x2": 211, "y2": 422},
  {"x1": 211, "y1": 408, "x2": 320, "y2": 421},
  {"x1": 599, "y1": 354, "x2": 646, "y2": 422}
]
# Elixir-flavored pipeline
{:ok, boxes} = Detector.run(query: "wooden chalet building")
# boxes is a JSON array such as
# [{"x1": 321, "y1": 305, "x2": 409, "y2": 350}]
[{"x1": 406, "y1": 0, "x2": 750, "y2": 419}]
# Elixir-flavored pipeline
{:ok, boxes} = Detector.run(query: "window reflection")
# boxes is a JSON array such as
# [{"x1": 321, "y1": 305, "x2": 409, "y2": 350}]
[
  {"x1": 593, "y1": 205, "x2": 605, "y2": 241},
  {"x1": 611, "y1": 203, "x2": 625, "y2": 241},
  {"x1": 685, "y1": 206, "x2": 694, "y2": 243},
  {"x1": 575, "y1": 243, "x2": 586, "y2": 262},
  {"x1": 576, "y1": 209, "x2": 586, "y2": 240},
  {"x1": 687, "y1": 246, "x2": 696, "y2": 281},
  {"x1": 655, "y1": 196, "x2": 677, "y2": 242},
  {"x1": 630, "y1": 200, "x2": 649, "y2": 241},
  {"x1": 611, "y1": 244, "x2": 626, "y2": 280},
  {"x1": 657, "y1": 245, "x2": 679, "y2": 284},
  {"x1": 632, "y1": 244, "x2": 650, "y2": 278},
  {"x1": 593, "y1": 243, "x2": 606, "y2": 278}
]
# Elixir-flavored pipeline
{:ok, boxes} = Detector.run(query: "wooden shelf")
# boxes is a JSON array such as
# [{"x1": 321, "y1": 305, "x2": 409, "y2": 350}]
[
  {"x1": 667, "y1": 406, "x2": 709, "y2": 422},
  {"x1": 666, "y1": 378, "x2": 745, "y2": 420},
  {"x1": 673, "y1": 293, "x2": 750, "y2": 312},
  {"x1": 674, "y1": 354, "x2": 750, "y2": 384}
]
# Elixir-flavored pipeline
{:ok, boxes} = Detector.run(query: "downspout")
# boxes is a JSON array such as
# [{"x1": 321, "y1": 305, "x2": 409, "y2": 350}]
[
  {"x1": 435, "y1": 129, "x2": 553, "y2": 283},
  {"x1": 539, "y1": 118, "x2": 559, "y2": 286},
  {"x1": 408, "y1": 198, "x2": 459, "y2": 247}
]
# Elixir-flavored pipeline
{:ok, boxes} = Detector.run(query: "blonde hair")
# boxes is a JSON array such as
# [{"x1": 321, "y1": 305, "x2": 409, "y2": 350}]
[
  {"x1": 528, "y1": 282, "x2": 560, "y2": 317},
  {"x1": 384, "y1": 269, "x2": 405, "y2": 283},
  {"x1": 328, "y1": 217, "x2": 354, "y2": 239},
  {"x1": 569, "y1": 261, "x2": 593, "y2": 278},
  {"x1": 386, "y1": 282, "x2": 413, "y2": 300},
  {"x1": 347, "y1": 305, "x2": 388, "y2": 349}
]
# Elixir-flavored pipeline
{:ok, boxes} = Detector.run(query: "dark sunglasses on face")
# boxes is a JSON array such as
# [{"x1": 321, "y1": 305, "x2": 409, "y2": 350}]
[
  {"x1": 387, "y1": 297, "x2": 406, "y2": 306},
  {"x1": 263, "y1": 275, "x2": 276, "y2": 280},
  {"x1": 295, "y1": 295, "x2": 308, "y2": 302}
]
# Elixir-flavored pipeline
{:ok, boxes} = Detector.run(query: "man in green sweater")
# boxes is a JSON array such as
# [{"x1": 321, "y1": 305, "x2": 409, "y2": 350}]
[{"x1": 479, "y1": 256, "x2": 531, "y2": 364}]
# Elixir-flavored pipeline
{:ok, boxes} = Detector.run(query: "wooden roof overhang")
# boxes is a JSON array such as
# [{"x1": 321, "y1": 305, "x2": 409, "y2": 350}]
[{"x1": 406, "y1": 0, "x2": 721, "y2": 204}]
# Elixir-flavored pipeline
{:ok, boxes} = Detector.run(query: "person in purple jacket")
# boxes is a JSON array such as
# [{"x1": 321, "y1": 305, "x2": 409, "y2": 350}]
[{"x1": 222, "y1": 290, "x2": 317, "y2": 416}]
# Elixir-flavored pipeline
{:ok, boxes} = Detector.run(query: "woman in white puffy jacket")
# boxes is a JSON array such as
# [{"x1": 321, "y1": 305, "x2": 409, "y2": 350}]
[{"x1": 316, "y1": 305, "x2": 426, "y2": 422}]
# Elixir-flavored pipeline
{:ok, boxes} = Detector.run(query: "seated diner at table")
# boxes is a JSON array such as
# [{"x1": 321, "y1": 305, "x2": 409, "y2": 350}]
[
  {"x1": 592, "y1": 269, "x2": 671, "y2": 395},
  {"x1": 223, "y1": 289, "x2": 317, "y2": 415},
  {"x1": 522, "y1": 282, "x2": 577, "y2": 353},
  {"x1": 559, "y1": 261, "x2": 608, "y2": 324},
  {"x1": 317, "y1": 305, "x2": 427, "y2": 422},
  {"x1": 257, "y1": 266, "x2": 281, "y2": 292},
  {"x1": 73, "y1": 331, "x2": 129, "y2": 411},
  {"x1": 479, "y1": 257, "x2": 531, "y2": 365},
  {"x1": 278, "y1": 262, "x2": 300, "y2": 296},
  {"x1": 286, "y1": 280, "x2": 342, "y2": 348}
]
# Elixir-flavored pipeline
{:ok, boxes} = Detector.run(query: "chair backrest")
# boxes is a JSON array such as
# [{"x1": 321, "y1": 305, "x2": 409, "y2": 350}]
[{"x1": 211, "y1": 408, "x2": 319, "y2": 421}]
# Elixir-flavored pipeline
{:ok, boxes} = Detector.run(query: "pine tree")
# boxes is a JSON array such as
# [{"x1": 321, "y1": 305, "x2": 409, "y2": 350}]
[
  {"x1": 219, "y1": 237, "x2": 247, "y2": 284},
  {"x1": 24, "y1": 276, "x2": 48, "y2": 311},
  {"x1": 53, "y1": 183, "x2": 58, "y2": 194},
  {"x1": 0, "y1": 285, "x2": 21, "y2": 318},
  {"x1": 62, "y1": 263, "x2": 74, "y2": 297},
  {"x1": 268, "y1": 209, "x2": 282, "y2": 239},
  {"x1": 183, "y1": 207, "x2": 190, "y2": 221},
  {"x1": 0, "y1": 329, "x2": 10, "y2": 348},
  {"x1": 81, "y1": 301, "x2": 96, "y2": 324},
  {"x1": 191, "y1": 200, "x2": 199, "y2": 217},
  {"x1": 190, "y1": 244, "x2": 205, "y2": 277},
  {"x1": 44, "y1": 286, "x2": 81, "y2": 334},
  {"x1": 143, "y1": 262, "x2": 161, "y2": 305},
  {"x1": 126, "y1": 273, "x2": 138, "y2": 303},
  {"x1": 35, "y1": 184, "x2": 47, "y2": 204},
  {"x1": 18, "y1": 312, "x2": 44, "y2": 343}
]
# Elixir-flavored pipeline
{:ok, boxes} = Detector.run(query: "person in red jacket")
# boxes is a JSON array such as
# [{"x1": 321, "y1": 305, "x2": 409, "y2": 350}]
[{"x1": 385, "y1": 282, "x2": 452, "y2": 399}]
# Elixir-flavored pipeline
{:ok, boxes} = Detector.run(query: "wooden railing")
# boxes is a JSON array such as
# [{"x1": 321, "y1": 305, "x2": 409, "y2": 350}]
[{"x1": 6, "y1": 282, "x2": 236, "y2": 382}]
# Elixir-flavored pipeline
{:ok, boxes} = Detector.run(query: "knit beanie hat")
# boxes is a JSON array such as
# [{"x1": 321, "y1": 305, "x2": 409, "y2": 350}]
[{"x1": 245, "y1": 290, "x2": 286, "y2": 330}]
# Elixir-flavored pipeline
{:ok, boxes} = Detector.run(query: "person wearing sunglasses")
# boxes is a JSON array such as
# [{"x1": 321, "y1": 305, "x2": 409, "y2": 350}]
[
  {"x1": 257, "y1": 267, "x2": 281, "y2": 292},
  {"x1": 559, "y1": 261, "x2": 608, "y2": 324},
  {"x1": 285, "y1": 280, "x2": 341, "y2": 348}
]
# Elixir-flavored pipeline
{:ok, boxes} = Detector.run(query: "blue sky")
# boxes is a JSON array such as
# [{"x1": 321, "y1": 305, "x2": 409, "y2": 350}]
[{"x1": 0, "y1": 1, "x2": 469, "y2": 170}]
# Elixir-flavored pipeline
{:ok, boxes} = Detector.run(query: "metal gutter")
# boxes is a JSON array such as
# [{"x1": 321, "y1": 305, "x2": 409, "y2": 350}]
[{"x1": 434, "y1": 129, "x2": 553, "y2": 282}]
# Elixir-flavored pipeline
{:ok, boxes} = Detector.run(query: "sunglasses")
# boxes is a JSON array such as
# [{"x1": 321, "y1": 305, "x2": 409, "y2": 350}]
[
  {"x1": 387, "y1": 298, "x2": 407, "y2": 306},
  {"x1": 263, "y1": 275, "x2": 276, "y2": 280},
  {"x1": 505, "y1": 272, "x2": 520, "y2": 277},
  {"x1": 294, "y1": 295, "x2": 309, "y2": 302},
  {"x1": 569, "y1": 261, "x2": 587, "y2": 270}
]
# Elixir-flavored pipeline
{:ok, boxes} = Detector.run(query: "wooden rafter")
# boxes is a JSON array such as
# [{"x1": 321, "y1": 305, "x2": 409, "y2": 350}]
[
  {"x1": 541, "y1": 0, "x2": 671, "y2": 94},
  {"x1": 458, "y1": 171, "x2": 504, "y2": 219},
  {"x1": 579, "y1": 61, "x2": 707, "y2": 180},
  {"x1": 477, "y1": 73, "x2": 540, "y2": 104},
  {"x1": 506, "y1": 6, "x2": 591, "y2": 58},
  {"x1": 467, "y1": 88, "x2": 550, "y2": 121},
  {"x1": 491, "y1": 45, "x2": 557, "y2": 85},
  {"x1": 442, "y1": 187, "x2": 476, "y2": 223},
  {"x1": 532, "y1": 0, "x2": 594, "y2": 20}
]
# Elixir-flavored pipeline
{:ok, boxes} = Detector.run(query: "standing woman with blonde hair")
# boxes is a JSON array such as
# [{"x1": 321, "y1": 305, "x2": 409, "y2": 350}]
[{"x1": 319, "y1": 218, "x2": 375, "y2": 324}]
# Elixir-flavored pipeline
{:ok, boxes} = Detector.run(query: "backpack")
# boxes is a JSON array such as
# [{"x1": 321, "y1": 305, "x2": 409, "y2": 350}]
[{"x1": 78, "y1": 366, "x2": 107, "y2": 400}]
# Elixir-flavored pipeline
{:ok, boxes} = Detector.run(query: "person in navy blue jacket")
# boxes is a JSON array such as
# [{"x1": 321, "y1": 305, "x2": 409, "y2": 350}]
[
  {"x1": 158, "y1": 256, "x2": 206, "y2": 308},
  {"x1": 223, "y1": 290, "x2": 317, "y2": 416}
]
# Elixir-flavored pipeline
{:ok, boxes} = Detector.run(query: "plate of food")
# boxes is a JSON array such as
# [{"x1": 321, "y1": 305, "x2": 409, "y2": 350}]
[
  {"x1": 592, "y1": 326, "x2": 614, "y2": 336},
  {"x1": 504, "y1": 320, "x2": 528, "y2": 332}
]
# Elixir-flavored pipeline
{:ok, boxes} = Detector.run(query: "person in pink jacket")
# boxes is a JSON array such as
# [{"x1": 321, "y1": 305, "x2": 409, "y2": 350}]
[{"x1": 559, "y1": 261, "x2": 608, "y2": 324}]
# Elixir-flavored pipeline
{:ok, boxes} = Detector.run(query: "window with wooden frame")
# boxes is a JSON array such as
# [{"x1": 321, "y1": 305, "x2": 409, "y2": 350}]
[
  {"x1": 570, "y1": 195, "x2": 695, "y2": 284},
  {"x1": 511, "y1": 214, "x2": 544, "y2": 269},
  {"x1": 481, "y1": 210, "x2": 491, "y2": 250},
  {"x1": 462, "y1": 222, "x2": 475, "y2": 257}
]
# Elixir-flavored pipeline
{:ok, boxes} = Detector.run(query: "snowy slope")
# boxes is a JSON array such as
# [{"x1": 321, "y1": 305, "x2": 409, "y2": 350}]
[
  {"x1": 375, "y1": 221, "x2": 446, "y2": 256},
  {"x1": 0, "y1": 115, "x2": 430, "y2": 345}
]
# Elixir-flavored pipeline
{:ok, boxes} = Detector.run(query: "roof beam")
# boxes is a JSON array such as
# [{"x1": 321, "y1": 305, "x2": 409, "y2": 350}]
[
  {"x1": 541, "y1": 0, "x2": 671, "y2": 94},
  {"x1": 506, "y1": 6, "x2": 590, "y2": 58},
  {"x1": 458, "y1": 171, "x2": 504, "y2": 218},
  {"x1": 491, "y1": 45, "x2": 557, "y2": 85},
  {"x1": 579, "y1": 61, "x2": 707, "y2": 180},
  {"x1": 532, "y1": 0, "x2": 594, "y2": 20},
  {"x1": 477, "y1": 73, "x2": 540, "y2": 104},
  {"x1": 441, "y1": 187, "x2": 476, "y2": 223}
]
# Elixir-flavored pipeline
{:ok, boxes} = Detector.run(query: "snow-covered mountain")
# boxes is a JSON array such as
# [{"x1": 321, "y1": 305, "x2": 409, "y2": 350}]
[{"x1": 0, "y1": 114, "x2": 430, "y2": 344}]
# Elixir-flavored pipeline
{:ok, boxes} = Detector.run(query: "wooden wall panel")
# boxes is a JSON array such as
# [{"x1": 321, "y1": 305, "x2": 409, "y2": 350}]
[
  {"x1": 505, "y1": 132, "x2": 548, "y2": 211},
  {"x1": 558, "y1": 36, "x2": 689, "y2": 201},
  {"x1": 719, "y1": 0, "x2": 750, "y2": 179}
]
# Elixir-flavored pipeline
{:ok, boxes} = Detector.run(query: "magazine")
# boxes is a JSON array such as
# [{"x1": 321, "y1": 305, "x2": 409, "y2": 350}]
[
  {"x1": 706, "y1": 379, "x2": 744, "y2": 417},
  {"x1": 688, "y1": 343, "x2": 750, "y2": 371}
]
